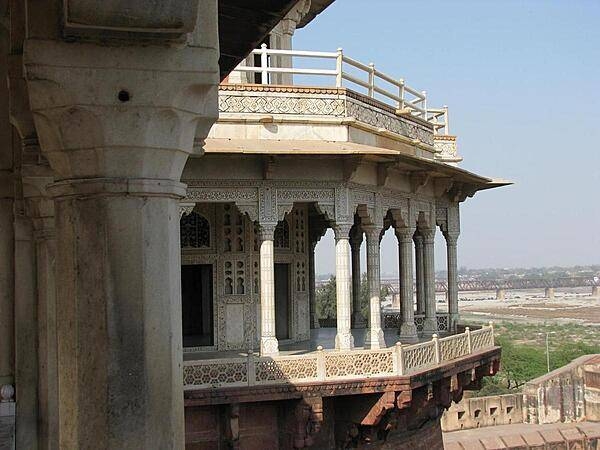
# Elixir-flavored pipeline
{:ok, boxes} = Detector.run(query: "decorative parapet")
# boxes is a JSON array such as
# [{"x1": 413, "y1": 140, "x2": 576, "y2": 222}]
[
  {"x1": 434, "y1": 135, "x2": 462, "y2": 165},
  {"x1": 183, "y1": 323, "x2": 495, "y2": 390},
  {"x1": 382, "y1": 312, "x2": 448, "y2": 332},
  {"x1": 217, "y1": 84, "x2": 435, "y2": 147}
]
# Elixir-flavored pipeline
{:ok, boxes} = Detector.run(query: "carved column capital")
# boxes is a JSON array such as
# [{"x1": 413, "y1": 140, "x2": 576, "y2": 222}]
[
  {"x1": 395, "y1": 226, "x2": 416, "y2": 244},
  {"x1": 333, "y1": 223, "x2": 352, "y2": 242},
  {"x1": 23, "y1": 39, "x2": 219, "y2": 182},
  {"x1": 420, "y1": 227, "x2": 436, "y2": 244},
  {"x1": 363, "y1": 226, "x2": 381, "y2": 243},
  {"x1": 258, "y1": 223, "x2": 277, "y2": 241},
  {"x1": 443, "y1": 230, "x2": 460, "y2": 246}
]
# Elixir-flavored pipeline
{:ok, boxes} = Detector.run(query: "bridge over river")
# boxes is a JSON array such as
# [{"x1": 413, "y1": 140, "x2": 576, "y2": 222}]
[{"x1": 380, "y1": 276, "x2": 600, "y2": 299}]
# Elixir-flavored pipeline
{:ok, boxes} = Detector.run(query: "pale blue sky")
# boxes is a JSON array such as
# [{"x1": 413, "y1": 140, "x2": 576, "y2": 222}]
[{"x1": 295, "y1": 0, "x2": 600, "y2": 274}]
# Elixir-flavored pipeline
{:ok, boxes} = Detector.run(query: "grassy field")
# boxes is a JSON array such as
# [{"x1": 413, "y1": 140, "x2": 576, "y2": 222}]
[{"x1": 464, "y1": 321, "x2": 600, "y2": 396}]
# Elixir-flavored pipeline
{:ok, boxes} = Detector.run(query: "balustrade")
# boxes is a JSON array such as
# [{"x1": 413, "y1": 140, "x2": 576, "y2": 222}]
[
  {"x1": 183, "y1": 323, "x2": 495, "y2": 390},
  {"x1": 231, "y1": 44, "x2": 450, "y2": 133}
]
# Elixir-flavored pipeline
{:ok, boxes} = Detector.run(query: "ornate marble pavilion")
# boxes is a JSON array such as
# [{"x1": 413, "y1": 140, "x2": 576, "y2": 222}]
[{"x1": 177, "y1": 9, "x2": 508, "y2": 357}]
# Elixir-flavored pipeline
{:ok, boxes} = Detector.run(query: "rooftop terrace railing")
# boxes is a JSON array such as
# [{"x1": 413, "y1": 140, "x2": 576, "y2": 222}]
[
  {"x1": 183, "y1": 322, "x2": 495, "y2": 390},
  {"x1": 232, "y1": 44, "x2": 450, "y2": 135}
]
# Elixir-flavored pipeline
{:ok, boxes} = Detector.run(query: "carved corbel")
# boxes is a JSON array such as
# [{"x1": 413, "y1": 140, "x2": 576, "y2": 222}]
[
  {"x1": 314, "y1": 202, "x2": 335, "y2": 223},
  {"x1": 389, "y1": 208, "x2": 410, "y2": 230},
  {"x1": 277, "y1": 203, "x2": 294, "y2": 221},
  {"x1": 361, "y1": 391, "x2": 396, "y2": 427},
  {"x1": 435, "y1": 380, "x2": 453, "y2": 410},
  {"x1": 179, "y1": 202, "x2": 196, "y2": 217},
  {"x1": 236, "y1": 203, "x2": 258, "y2": 222},
  {"x1": 434, "y1": 178, "x2": 454, "y2": 197},
  {"x1": 448, "y1": 182, "x2": 478, "y2": 203},
  {"x1": 396, "y1": 390, "x2": 412, "y2": 410},
  {"x1": 410, "y1": 171, "x2": 431, "y2": 194},
  {"x1": 342, "y1": 156, "x2": 362, "y2": 182},
  {"x1": 376, "y1": 162, "x2": 395, "y2": 187}
]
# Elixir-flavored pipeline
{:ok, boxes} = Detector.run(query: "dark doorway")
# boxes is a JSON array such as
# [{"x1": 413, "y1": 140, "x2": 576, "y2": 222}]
[
  {"x1": 274, "y1": 263, "x2": 290, "y2": 340},
  {"x1": 181, "y1": 264, "x2": 214, "y2": 347}
]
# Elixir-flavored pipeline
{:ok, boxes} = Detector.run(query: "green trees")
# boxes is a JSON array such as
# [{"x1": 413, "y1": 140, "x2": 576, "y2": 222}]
[
  {"x1": 315, "y1": 274, "x2": 391, "y2": 320},
  {"x1": 473, "y1": 323, "x2": 600, "y2": 396},
  {"x1": 316, "y1": 276, "x2": 337, "y2": 319}
]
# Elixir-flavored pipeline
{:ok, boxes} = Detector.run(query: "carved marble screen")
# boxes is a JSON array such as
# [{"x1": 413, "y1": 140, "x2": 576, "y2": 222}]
[{"x1": 181, "y1": 203, "x2": 310, "y2": 352}]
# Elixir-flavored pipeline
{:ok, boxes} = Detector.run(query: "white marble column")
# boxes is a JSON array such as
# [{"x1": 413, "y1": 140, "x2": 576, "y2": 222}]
[
  {"x1": 414, "y1": 233, "x2": 425, "y2": 316},
  {"x1": 22, "y1": 10, "x2": 220, "y2": 446},
  {"x1": 334, "y1": 224, "x2": 354, "y2": 350},
  {"x1": 444, "y1": 231, "x2": 459, "y2": 333},
  {"x1": 308, "y1": 240, "x2": 319, "y2": 329},
  {"x1": 422, "y1": 228, "x2": 438, "y2": 336},
  {"x1": 350, "y1": 231, "x2": 365, "y2": 328},
  {"x1": 397, "y1": 227, "x2": 418, "y2": 343},
  {"x1": 363, "y1": 228, "x2": 385, "y2": 349},
  {"x1": 259, "y1": 224, "x2": 279, "y2": 356}
]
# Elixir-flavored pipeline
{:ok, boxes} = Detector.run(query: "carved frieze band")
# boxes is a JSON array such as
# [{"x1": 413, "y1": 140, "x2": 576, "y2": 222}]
[
  {"x1": 217, "y1": 88, "x2": 434, "y2": 146},
  {"x1": 184, "y1": 180, "x2": 438, "y2": 229}
]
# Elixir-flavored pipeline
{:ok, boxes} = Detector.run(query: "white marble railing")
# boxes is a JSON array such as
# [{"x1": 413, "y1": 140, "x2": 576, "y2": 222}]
[
  {"x1": 232, "y1": 44, "x2": 450, "y2": 134},
  {"x1": 183, "y1": 323, "x2": 495, "y2": 390},
  {"x1": 382, "y1": 312, "x2": 449, "y2": 332}
]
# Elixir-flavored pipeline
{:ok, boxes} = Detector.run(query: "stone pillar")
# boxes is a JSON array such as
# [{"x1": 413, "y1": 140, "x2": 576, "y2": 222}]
[
  {"x1": 414, "y1": 233, "x2": 425, "y2": 315},
  {"x1": 350, "y1": 231, "x2": 365, "y2": 328},
  {"x1": 259, "y1": 224, "x2": 279, "y2": 356},
  {"x1": 268, "y1": 0, "x2": 311, "y2": 85},
  {"x1": 0, "y1": 189, "x2": 14, "y2": 387},
  {"x1": 22, "y1": 10, "x2": 219, "y2": 447},
  {"x1": 545, "y1": 287, "x2": 555, "y2": 299},
  {"x1": 397, "y1": 227, "x2": 418, "y2": 343},
  {"x1": 593, "y1": 286, "x2": 600, "y2": 298},
  {"x1": 13, "y1": 213, "x2": 39, "y2": 450},
  {"x1": 0, "y1": 28, "x2": 15, "y2": 393},
  {"x1": 422, "y1": 228, "x2": 437, "y2": 336},
  {"x1": 29, "y1": 195, "x2": 58, "y2": 450},
  {"x1": 308, "y1": 241, "x2": 319, "y2": 329},
  {"x1": 364, "y1": 228, "x2": 385, "y2": 349},
  {"x1": 496, "y1": 289, "x2": 506, "y2": 300},
  {"x1": 334, "y1": 224, "x2": 354, "y2": 350},
  {"x1": 444, "y1": 231, "x2": 459, "y2": 333}
]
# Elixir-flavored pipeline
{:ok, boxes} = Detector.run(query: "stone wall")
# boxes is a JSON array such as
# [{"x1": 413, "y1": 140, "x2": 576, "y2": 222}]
[
  {"x1": 442, "y1": 393, "x2": 523, "y2": 431},
  {"x1": 442, "y1": 354, "x2": 600, "y2": 432},
  {"x1": 522, "y1": 355, "x2": 597, "y2": 424}
]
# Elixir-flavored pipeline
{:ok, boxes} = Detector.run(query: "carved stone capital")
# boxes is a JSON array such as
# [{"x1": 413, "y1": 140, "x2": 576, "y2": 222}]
[
  {"x1": 443, "y1": 231, "x2": 459, "y2": 246},
  {"x1": 23, "y1": 38, "x2": 219, "y2": 182},
  {"x1": 333, "y1": 223, "x2": 353, "y2": 241},
  {"x1": 395, "y1": 226, "x2": 416, "y2": 244},
  {"x1": 419, "y1": 227, "x2": 436, "y2": 244},
  {"x1": 363, "y1": 226, "x2": 381, "y2": 244},
  {"x1": 258, "y1": 223, "x2": 277, "y2": 241}
]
